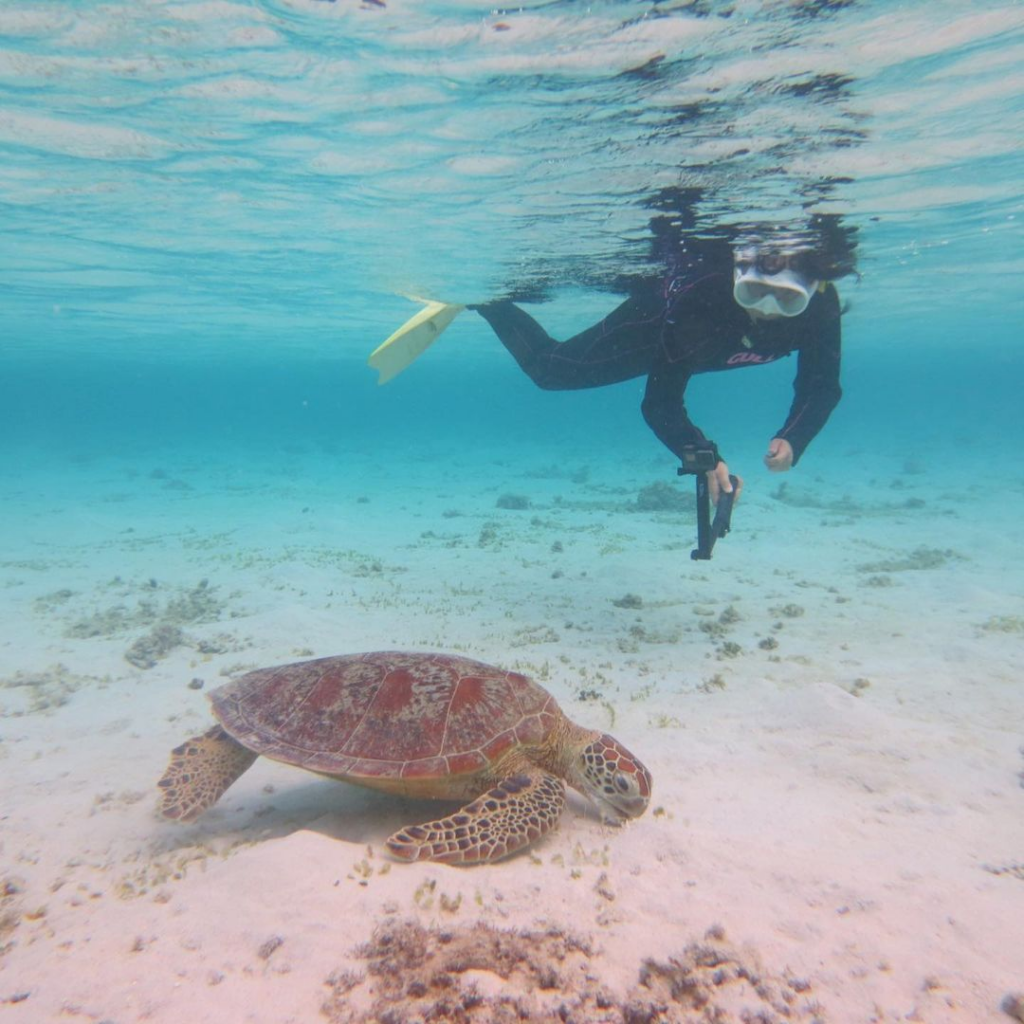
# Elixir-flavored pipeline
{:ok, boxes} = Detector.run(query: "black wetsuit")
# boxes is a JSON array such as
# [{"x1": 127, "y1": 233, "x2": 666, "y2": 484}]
[{"x1": 476, "y1": 271, "x2": 842, "y2": 466}]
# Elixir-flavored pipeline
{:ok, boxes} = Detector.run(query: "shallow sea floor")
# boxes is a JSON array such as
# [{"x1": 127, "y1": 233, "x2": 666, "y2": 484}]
[{"x1": 2, "y1": 436, "x2": 1023, "y2": 1022}]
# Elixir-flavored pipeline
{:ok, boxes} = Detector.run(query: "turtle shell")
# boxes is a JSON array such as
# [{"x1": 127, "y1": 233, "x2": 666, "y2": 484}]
[{"x1": 210, "y1": 651, "x2": 562, "y2": 784}]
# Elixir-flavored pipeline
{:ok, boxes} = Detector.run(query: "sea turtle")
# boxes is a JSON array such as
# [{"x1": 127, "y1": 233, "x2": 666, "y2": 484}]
[{"x1": 157, "y1": 650, "x2": 652, "y2": 865}]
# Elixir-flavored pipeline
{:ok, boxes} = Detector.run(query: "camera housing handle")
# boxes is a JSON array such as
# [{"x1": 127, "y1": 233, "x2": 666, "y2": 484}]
[{"x1": 676, "y1": 442, "x2": 737, "y2": 561}]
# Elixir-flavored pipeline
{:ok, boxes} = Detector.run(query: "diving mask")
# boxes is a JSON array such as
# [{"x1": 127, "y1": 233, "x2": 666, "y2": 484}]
[{"x1": 733, "y1": 257, "x2": 819, "y2": 318}]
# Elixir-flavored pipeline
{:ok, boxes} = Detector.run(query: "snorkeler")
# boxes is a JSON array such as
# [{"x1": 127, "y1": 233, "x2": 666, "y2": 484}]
[
  {"x1": 368, "y1": 213, "x2": 857, "y2": 505},
  {"x1": 467, "y1": 225, "x2": 856, "y2": 505}
]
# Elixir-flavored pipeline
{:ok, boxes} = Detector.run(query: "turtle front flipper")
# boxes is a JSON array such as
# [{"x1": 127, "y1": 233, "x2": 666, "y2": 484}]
[
  {"x1": 157, "y1": 725, "x2": 258, "y2": 823},
  {"x1": 386, "y1": 770, "x2": 566, "y2": 865}
]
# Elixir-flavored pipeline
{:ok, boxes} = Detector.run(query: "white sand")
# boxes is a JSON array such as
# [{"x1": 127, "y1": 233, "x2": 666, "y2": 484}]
[{"x1": 2, "y1": 436, "x2": 1022, "y2": 1023}]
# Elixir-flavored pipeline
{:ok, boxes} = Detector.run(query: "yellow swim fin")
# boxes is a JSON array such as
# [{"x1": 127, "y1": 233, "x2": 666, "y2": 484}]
[{"x1": 368, "y1": 297, "x2": 466, "y2": 384}]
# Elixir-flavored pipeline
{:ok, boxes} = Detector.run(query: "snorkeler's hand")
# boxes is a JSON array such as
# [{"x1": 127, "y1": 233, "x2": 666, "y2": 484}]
[
  {"x1": 708, "y1": 461, "x2": 742, "y2": 506},
  {"x1": 764, "y1": 437, "x2": 794, "y2": 472}
]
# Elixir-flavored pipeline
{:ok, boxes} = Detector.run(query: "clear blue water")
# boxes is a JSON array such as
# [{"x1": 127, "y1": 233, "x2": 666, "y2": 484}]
[
  {"x1": 2, "y1": 0, "x2": 1022, "y2": 351},
  {"x1": 2, "y1": 0, "x2": 1023, "y2": 479},
  {"x1": 1, "y1": 0, "x2": 1022, "y2": 564}
]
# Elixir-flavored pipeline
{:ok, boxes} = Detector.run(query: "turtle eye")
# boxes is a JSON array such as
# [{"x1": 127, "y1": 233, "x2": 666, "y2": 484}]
[{"x1": 613, "y1": 773, "x2": 631, "y2": 794}]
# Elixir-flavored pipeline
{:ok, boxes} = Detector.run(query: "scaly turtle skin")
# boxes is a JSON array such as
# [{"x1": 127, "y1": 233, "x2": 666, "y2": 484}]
[{"x1": 157, "y1": 651, "x2": 652, "y2": 864}]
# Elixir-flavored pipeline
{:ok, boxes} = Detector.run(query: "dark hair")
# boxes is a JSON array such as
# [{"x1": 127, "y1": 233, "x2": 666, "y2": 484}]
[
  {"x1": 499, "y1": 190, "x2": 859, "y2": 299},
  {"x1": 729, "y1": 213, "x2": 859, "y2": 280},
  {"x1": 640, "y1": 189, "x2": 858, "y2": 284}
]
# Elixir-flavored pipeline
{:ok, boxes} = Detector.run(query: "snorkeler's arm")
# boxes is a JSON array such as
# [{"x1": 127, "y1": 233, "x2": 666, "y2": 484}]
[
  {"x1": 643, "y1": 368, "x2": 741, "y2": 503},
  {"x1": 773, "y1": 284, "x2": 842, "y2": 465},
  {"x1": 640, "y1": 367, "x2": 710, "y2": 461}
]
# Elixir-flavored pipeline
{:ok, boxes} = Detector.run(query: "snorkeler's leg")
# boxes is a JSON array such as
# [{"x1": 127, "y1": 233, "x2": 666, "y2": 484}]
[
  {"x1": 474, "y1": 297, "x2": 660, "y2": 390},
  {"x1": 472, "y1": 300, "x2": 555, "y2": 377}
]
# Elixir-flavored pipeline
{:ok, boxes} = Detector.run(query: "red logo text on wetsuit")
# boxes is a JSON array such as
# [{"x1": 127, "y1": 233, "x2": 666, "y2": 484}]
[{"x1": 726, "y1": 351, "x2": 779, "y2": 366}]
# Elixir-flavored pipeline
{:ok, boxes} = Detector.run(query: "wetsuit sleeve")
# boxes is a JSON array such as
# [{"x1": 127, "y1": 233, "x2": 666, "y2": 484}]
[
  {"x1": 774, "y1": 285, "x2": 842, "y2": 465},
  {"x1": 640, "y1": 366, "x2": 715, "y2": 463}
]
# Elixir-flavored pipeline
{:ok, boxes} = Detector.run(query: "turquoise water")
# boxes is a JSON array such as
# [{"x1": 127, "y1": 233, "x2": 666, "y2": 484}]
[
  {"x1": 2, "y1": 0, "x2": 1023, "y2": 467},
  {"x1": 2, "y1": 0, "x2": 1022, "y2": 360}
]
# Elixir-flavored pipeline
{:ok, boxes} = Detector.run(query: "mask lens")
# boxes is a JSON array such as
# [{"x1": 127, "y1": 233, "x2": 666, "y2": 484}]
[
  {"x1": 775, "y1": 289, "x2": 810, "y2": 316},
  {"x1": 733, "y1": 265, "x2": 817, "y2": 317}
]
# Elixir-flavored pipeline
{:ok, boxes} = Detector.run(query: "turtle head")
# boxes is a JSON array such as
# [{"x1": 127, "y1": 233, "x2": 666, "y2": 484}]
[{"x1": 574, "y1": 733, "x2": 652, "y2": 821}]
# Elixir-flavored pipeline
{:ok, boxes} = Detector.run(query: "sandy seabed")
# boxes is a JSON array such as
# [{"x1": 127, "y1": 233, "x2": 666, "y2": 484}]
[{"x1": 2, "y1": 435, "x2": 1022, "y2": 1023}]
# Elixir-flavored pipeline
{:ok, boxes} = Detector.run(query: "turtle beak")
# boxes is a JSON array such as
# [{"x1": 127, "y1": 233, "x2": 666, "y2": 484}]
[
  {"x1": 594, "y1": 791, "x2": 648, "y2": 824},
  {"x1": 617, "y1": 793, "x2": 651, "y2": 818},
  {"x1": 594, "y1": 800, "x2": 628, "y2": 825}
]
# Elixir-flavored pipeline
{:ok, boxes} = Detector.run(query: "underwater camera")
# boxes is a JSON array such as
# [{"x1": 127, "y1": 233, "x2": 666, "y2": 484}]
[{"x1": 676, "y1": 441, "x2": 738, "y2": 561}]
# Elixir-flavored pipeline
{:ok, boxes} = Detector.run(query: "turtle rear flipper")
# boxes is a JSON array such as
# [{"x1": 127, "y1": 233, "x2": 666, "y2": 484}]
[
  {"x1": 386, "y1": 769, "x2": 566, "y2": 865},
  {"x1": 157, "y1": 725, "x2": 258, "y2": 822}
]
